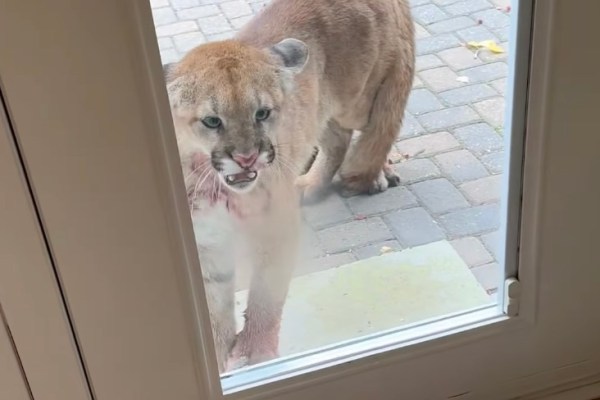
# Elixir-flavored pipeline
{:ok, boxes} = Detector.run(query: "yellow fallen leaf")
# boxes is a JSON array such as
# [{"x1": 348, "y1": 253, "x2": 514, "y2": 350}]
[{"x1": 467, "y1": 40, "x2": 505, "y2": 53}]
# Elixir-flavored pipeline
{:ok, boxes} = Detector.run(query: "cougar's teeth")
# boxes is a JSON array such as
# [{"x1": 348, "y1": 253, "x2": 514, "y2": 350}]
[{"x1": 248, "y1": 171, "x2": 257, "y2": 179}]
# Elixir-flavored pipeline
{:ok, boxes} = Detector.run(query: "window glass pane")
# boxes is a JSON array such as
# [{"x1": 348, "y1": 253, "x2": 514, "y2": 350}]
[{"x1": 149, "y1": 0, "x2": 524, "y2": 387}]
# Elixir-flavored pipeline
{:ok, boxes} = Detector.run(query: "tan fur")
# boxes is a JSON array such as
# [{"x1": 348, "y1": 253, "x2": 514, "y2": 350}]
[{"x1": 166, "y1": 0, "x2": 414, "y2": 372}]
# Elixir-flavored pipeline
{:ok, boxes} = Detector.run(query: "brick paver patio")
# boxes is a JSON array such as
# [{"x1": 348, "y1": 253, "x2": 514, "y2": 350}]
[{"x1": 151, "y1": 0, "x2": 512, "y2": 296}]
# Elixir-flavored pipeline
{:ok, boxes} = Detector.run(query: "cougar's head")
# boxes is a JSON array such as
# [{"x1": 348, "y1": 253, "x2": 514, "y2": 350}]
[{"x1": 165, "y1": 39, "x2": 308, "y2": 194}]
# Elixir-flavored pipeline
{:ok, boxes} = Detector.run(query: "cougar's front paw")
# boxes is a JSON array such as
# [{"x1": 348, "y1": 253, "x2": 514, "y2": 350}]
[
  {"x1": 295, "y1": 173, "x2": 328, "y2": 204},
  {"x1": 340, "y1": 170, "x2": 389, "y2": 197},
  {"x1": 225, "y1": 329, "x2": 279, "y2": 372}
]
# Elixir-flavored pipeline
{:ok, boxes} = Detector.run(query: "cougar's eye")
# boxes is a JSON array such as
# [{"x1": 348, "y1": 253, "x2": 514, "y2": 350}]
[
  {"x1": 201, "y1": 116, "x2": 222, "y2": 129},
  {"x1": 255, "y1": 108, "x2": 271, "y2": 121}
]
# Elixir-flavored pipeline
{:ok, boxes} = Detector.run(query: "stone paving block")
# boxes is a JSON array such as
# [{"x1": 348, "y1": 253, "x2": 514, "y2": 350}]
[
  {"x1": 250, "y1": 1, "x2": 268, "y2": 13},
  {"x1": 347, "y1": 187, "x2": 418, "y2": 216},
  {"x1": 438, "y1": 46, "x2": 483, "y2": 70},
  {"x1": 417, "y1": 33, "x2": 461, "y2": 55},
  {"x1": 206, "y1": 31, "x2": 235, "y2": 41},
  {"x1": 410, "y1": 0, "x2": 433, "y2": 6},
  {"x1": 494, "y1": 27, "x2": 510, "y2": 42},
  {"x1": 172, "y1": 0, "x2": 201, "y2": 10},
  {"x1": 220, "y1": 0, "x2": 253, "y2": 19},
  {"x1": 303, "y1": 193, "x2": 353, "y2": 230},
  {"x1": 481, "y1": 230, "x2": 501, "y2": 260},
  {"x1": 490, "y1": 78, "x2": 508, "y2": 95},
  {"x1": 428, "y1": 16, "x2": 476, "y2": 34},
  {"x1": 397, "y1": 132, "x2": 460, "y2": 157},
  {"x1": 156, "y1": 20, "x2": 199, "y2": 37},
  {"x1": 407, "y1": 88, "x2": 444, "y2": 115},
  {"x1": 176, "y1": 5, "x2": 220, "y2": 19},
  {"x1": 412, "y1": 4, "x2": 449, "y2": 25},
  {"x1": 460, "y1": 175, "x2": 502, "y2": 204},
  {"x1": 385, "y1": 208, "x2": 446, "y2": 247},
  {"x1": 157, "y1": 37, "x2": 174, "y2": 51},
  {"x1": 433, "y1": 0, "x2": 461, "y2": 5},
  {"x1": 481, "y1": 151, "x2": 504, "y2": 174},
  {"x1": 474, "y1": 97, "x2": 505, "y2": 127},
  {"x1": 173, "y1": 31, "x2": 206, "y2": 52},
  {"x1": 414, "y1": 24, "x2": 431, "y2": 40},
  {"x1": 438, "y1": 84, "x2": 497, "y2": 106},
  {"x1": 317, "y1": 218, "x2": 394, "y2": 253},
  {"x1": 439, "y1": 203, "x2": 500, "y2": 237},
  {"x1": 450, "y1": 236, "x2": 494, "y2": 267},
  {"x1": 301, "y1": 253, "x2": 357, "y2": 276},
  {"x1": 444, "y1": 0, "x2": 493, "y2": 16},
  {"x1": 471, "y1": 262, "x2": 500, "y2": 292},
  {"x1": 198, "y1": 14, "x2": 231, "y2": 34},
  {"x1": 300, "y1": 225, "x2": 325, "y2": 259},
  {"x1": 473, "y1": 8, "x2": 511, "y2": 28},
  {"x1": 152, "y1": 7, "x2": 178, "y2": 26},
  {"x1": 160, "y1": 49, "x2": 181, "y2": 64},
  {"x1": 151, "y1": 0, "x2": 170, "y2": 7},
  {"x1": 418, "y1": 106, "x2": 480, "y2": 131},
  {"x1": 416, "y1": 54, "x2": 445, "y2": 71},
  {"x1": 454, "y1": 122, "x2": 503, "y2": 155},
  {"x1": 456, "y1": 25, "x2": 499, "y2": 42},
  {"x1": 353, "y1": 240, "x2": 403, "y2": 260},
  {"x1": 411, "y1": 178, "x2": 470, "y2": 213},
  {"x1": 419, "y1": 66, "x2": 462, "y2": 92},
  {"x1": 230, "y1": 15, "x2": 253, "y2": 29},
  {"x1": 462, "y1": 62, "x2": 508, "y2": 83},
  {"x1": 413, "y1": 75, "x2": 424, "y2": 89},
  {"x1": 435, "y1": 149, "x2": 489, "y2": 183},
  {"x1": 394, "y1": 159, "x2": 441, "y2": 183},
  {"x1": 400, "y1": 112, "x2": 426, "y2": 138}
]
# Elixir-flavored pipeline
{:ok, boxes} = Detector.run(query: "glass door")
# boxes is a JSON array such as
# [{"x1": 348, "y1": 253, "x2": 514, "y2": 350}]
[{"x1": 2, "y1": 0, "x2": 600, "y2": 399}]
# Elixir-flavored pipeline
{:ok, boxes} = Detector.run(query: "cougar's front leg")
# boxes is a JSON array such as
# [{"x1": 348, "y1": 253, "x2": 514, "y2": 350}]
[{"x1": 226, "y1": 207, "x2": 300, "y2": 370}]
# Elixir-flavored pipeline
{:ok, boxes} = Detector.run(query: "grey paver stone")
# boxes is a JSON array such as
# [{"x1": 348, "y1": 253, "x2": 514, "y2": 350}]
[
  {"x1": 433, "y1": 0, "x2": 461, "y2": 5},
  {"x1": 303, "y1": 193, "x2": 353, "y2": 230},
  {"x1": 471, "y1": 262, "x2": 500, "y2": 292},
  {"x1": 481, "y1": 151, "x2": 504, "y2": 174},
  {"x1": 397, "y1": 132, "x2": 460, "y2": 157},
  {"x1": 160, "y1": 49, "x2": 181, "y2": 64},
  {"x1": 198, "y1": 14, "x2": 231, "y2": 34},
  {"x1": 151, "y1": 0, "x2": 170, "y2": 7},
  {"x1": 456, "y1": 25, "x2": 499, "y2": 42},
  {"x1": 410, "y1": 0, "x2": 432, "y2": 6},
  {"x1": 418, "y1": 106, "x2": 480, "y2": 131},
  {"x1": 444, "y1": 0, "x2": 493, "y2": 16},
  {"x1": 156, "y1": 21, "x2": 199, "y2": 37},
  {"x1": 473, "y1": 8, "x2": 511, "y2": 28},
  {"x1": 435, "y1": 149, "x2": 489, "y2": 182},
  {"x1": 394, "y1": 159, "x2": 441, "y2": 183},
  {"x1": 250, "y1": 1, "x2": 268, "y2": 13},
  {"x1": 474, "y1": 97, "x2": 506, "y2": 127},
  {"x1": 460, "y1": 175, "x2": 502, "y2": 204},
  {"x1": 173, "y1": 31, "x2": 206, "y2": 52},
  {"x1": 353, "y1": 240, "x2": 403, "y2": 260},
  {"x1": 490, "y1": 78, "x2": 508, "y2": 95},
  {"x1": 438, "y1": 46, "x2": 483, "y2": 70},
  {"x1": 462, "y1": 62, "x2": 508, "y2": 83},
  {"x1": 347, "y1": 187, "x2": 418, "y2": 216},
  {"x1": 220, "y1": 0, "x2": 253, "y2": 19},
  {"x1": 450, "y1": 236, "x2": 494, "y2": 267},
  {"x1": 413, "y1": 75, "x2": 424, "y2": 88},
  {"x1": 454, "y1": 122, "x2": 503, "y2": 155},
  {"x1": 412, "y1": 4, "x2": 448, "y2": 25},
  {"x1": 230, "y1": 15, "x2": 253, "y2": 29},
  {"x1": 419, "y1": 66, "x2": 463, "y2": 92},
  {"x1": 411, "y1": 178, "x2": 470, "y2": 213},
  {"x1": 439, "y1": 203, "x2": 500, "y2": 236},
  {"x1": 152, "y1": 7, "x2": 178, "y2": 26},
  {"x1": 415, "y1": 24, "x2": 431, "y2": 40},
  {"x1": 481, "y1": 230, "x2": 501, "y2": 260},
  {"x1": 177, "y1": 5, "x2": 220, "y2": 19},
  {"x1": 157, "y1": 37, "x2": 174, "y2": 50},
  {"x1": 417, "y1": 34, "x2": 461, "y2": 55},
  {"x1": 385, "y1": 208, "x2": 446, "y2": 247},
  {"x1": 407, "y1": 88, "x2": 445, "y2": 115},
  {"x1": 206, "y1": 31, "x2": 235, "y2": 41},
  {"x1": 428, "y1": 16, "x2": 476, "y2": 34},
  {"x1": 400, "y1": 112, "x2": 426, "y2": 138},
  {"x1": 494, "y1": 27, "x2": 510, "y2": 42},
  {"x1": 416, "y1": 54, "x2": 445, "y2": 71},
  {"x1": 317, "y1": 218, "x2": 394, "y2": 253},
  {"x1": 172, "y1": 0, "x2": 201, "y2": 10},
  {"x1": 439, "y1": 84, "x2": 497, "y2": 106}
]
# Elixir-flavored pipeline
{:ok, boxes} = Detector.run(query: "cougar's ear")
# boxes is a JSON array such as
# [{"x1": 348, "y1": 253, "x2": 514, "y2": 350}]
[{"x1": 270, "y1": 38, "x2": 309, "y2": 74}]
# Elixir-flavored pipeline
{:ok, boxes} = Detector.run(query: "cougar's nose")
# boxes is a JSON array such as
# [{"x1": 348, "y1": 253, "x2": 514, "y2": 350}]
[{"x1": 232, "y1": 151, "x2": 259, "y2": 168}]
